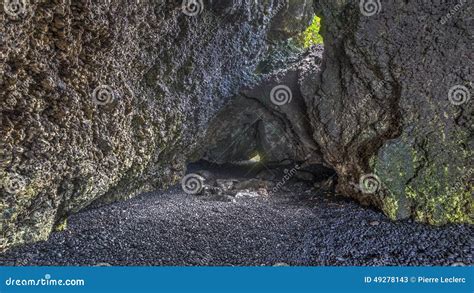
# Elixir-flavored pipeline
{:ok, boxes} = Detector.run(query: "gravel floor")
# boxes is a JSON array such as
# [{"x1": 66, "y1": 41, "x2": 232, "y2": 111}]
[{"x1": 0, "y1": 185, "x2": 472, "y2": 266}]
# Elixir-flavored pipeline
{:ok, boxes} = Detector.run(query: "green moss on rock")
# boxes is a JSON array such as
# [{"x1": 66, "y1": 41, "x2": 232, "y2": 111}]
[
  {"x1": 381, "y1": 196, "x2": 399, "y2": 221},
  {"x1": 53, "y1": 218, "x2": 68, "y2": 232},
  {"x1": 374, "y1": 128, "x2": 473, "y2": 225},
  {"x1": 296, "y1": 15, "x2": 324, "y2": 48}
]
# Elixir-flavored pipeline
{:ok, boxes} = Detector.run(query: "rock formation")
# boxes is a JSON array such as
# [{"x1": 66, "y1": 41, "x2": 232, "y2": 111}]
[
  {"x1": 0, "y1": 0, "x2": 312, "y2": 251},
  {"x1": 309, "y1": 0, "x2": 472, "y2": 224},
  {"x1": 200, "y1": 0, "x2": 473, "y2": 225}
]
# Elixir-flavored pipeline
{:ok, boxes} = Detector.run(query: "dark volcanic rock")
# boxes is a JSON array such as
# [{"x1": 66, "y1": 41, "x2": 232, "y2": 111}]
[
  {"x1": 0, "y1": 0, "x2": 312, "y2": 251},
  {"x1": 199, "y1": 0, "x2": 473, "y2": 225},
  {"x1": 307, "y1": 0, "x2": 473, "y2": 224},
  {"x1": 0, "y1": 0, "x2": 472, "y2": 252}
]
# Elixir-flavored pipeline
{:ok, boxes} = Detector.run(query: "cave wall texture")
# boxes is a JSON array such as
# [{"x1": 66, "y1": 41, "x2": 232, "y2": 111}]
[
  {"x1": 1, "y1": 0, "x2": 472, "y2": 251},
  {"x1": 0, "y1": 0, "x2": 313, "y2": 251},
  {"x1": 311, "y1": 0, "x2": 472, "y2": 225}
]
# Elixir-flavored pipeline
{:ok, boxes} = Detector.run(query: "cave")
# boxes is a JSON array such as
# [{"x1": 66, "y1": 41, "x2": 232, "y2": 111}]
[
  {"x1": 183, "y1": 39, "x2": 339, "y2": 200},
  {"x1": 0, "y1": 0, "x2": 472, "y2": 266}
]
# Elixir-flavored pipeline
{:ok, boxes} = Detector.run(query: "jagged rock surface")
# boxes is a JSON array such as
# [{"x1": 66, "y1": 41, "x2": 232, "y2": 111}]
[
  {"x1": 201, "y1": 0, "x2": 473, "y2": 225},
  {"x1": 0, "y1": 0, "x2": 311, "y2": 251},
  {"x1": 306, "y1": 0, "x2": 473, "y2": 224}
]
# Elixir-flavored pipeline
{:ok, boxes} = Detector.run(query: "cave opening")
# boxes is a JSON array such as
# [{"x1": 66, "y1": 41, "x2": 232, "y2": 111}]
[{"x1": 181, "y1": 12, "x2": 336, "y2": 201}]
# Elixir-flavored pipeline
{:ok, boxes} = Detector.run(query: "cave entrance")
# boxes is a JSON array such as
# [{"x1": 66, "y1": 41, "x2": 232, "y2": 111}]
[
  {"x1": 184, "y1": 157, "x2": 336, "y2": 200},
  {"x1": 182, "y1": 13, "x2": 334, "y2": 199}
]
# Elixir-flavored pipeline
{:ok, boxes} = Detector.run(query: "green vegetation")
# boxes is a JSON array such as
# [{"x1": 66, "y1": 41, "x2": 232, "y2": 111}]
[
  {"x1": 297, "y1": 15, "x2": 323, "y2": 47},
  {"x1": 374, "y1": 129, "x2": 473, "y2": 225},
  {"x1": 54, "y1": 218, "x2": 68, "y2": 232}
]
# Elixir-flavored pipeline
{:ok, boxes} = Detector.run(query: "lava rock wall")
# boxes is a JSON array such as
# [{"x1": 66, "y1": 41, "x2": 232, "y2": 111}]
[
  {"x1": 309, "y1": 0, "x2": 472, "y2": 224},
  {"x1": 0, "y1": 0, "x2": 311, "y2": 251}
]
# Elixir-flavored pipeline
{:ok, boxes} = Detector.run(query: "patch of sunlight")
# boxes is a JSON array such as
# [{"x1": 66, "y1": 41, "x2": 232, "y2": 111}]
[
  {"x1": 297, "y1": 15, "x2": 323, "y2": 48},
  {"x1": 249, "y1": 153, "x2": 261, "y2": 163}
]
